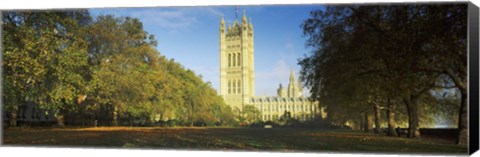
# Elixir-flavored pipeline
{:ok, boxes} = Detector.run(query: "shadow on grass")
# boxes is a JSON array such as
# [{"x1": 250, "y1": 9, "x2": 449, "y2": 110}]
[{"x1": 2, "y1": 127, "x2": 468, "y2": 154}]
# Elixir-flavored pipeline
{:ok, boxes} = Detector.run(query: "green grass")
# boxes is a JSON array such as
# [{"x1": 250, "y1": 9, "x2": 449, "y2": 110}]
[{"x1": 2, "y1": 127, "x2": 467, "y2": 154}]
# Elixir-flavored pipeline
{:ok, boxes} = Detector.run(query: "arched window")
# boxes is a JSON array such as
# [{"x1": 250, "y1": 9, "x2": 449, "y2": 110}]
[
  {"x1": 232, "y1": 53, "x2": 236, "y2": 67},
  {"x1": 237, "y1": 80, "x2": 241, "y2": 93},
  {"x1": 237, "y1": 53, "x2": 241, "y2": 66},
  {"x1": 228, "y1": 54, "x2": 231, "y2": 67},
  {"x1": 228, "y1": 80, "x2": 231, "y2": 94},
  {"x1": 232, "y1": 80, "x2": 237, "y2": 94}
]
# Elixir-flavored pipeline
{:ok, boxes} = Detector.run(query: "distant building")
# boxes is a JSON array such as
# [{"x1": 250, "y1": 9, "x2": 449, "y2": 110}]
[{"x1": 219, "y1": 10, "x2": 323, "y2": 122}]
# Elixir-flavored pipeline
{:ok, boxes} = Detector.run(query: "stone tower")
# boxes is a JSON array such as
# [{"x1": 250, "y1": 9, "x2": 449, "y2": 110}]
[{"x1": 219, "y1": 11, "x2": 255, "y2": 112}]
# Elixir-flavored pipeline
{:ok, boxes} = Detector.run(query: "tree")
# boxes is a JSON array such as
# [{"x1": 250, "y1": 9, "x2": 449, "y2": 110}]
[
  {"x1": 3, "y1": 12, "x2": 236, "y2": 128},
  {"x1": 242, "y1": 105, "x2": 261, "y2": 123},
  {"x1": 299, "y1": 4, "x2": 467, "y2": 142},
  {"x1": 2, "y1": 11, "x2": 91, "y2": 127}
]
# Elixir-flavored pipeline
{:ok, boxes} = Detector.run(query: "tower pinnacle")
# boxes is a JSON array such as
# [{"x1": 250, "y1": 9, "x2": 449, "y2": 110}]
[
  {"x1": 249, "y1": 18, "x2": 253, "y2": 28},
  {"x1": 242, "y1": 10, "x2": 247, "y2": 24},
  {"x1": 220, "y1": 15, "x2": 225, "y2": 25},
  {"x1": 235, "y1": 5, "x2": 238, "y2": 20},
  {"x1": 287, "y1": 67, "x2": 297, "y2": 98},
  {"x1": 289, "y1": 67, "x2": 295, "y2": 83}
]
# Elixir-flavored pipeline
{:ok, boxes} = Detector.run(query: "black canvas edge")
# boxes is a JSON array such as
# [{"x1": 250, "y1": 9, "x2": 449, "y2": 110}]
[
  {"x1": 0, "y1": 11, "x2": 4, "y2": 146},
  {"x1": 468, "y1": 2, "x2": 479, "y2": 155}
]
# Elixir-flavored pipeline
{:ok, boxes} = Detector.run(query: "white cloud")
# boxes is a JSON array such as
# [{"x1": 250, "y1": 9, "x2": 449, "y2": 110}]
[
  {"x1": 93, "y1": 7, "x2": 224, "y2": 32},
  {"x1": 285, "y1": 42, "x2": 294, "y2": 49},
  {"x1": 200, "y1": 7, "x2": 224, "y2": 17},
  {"x1": 129, "y1": 9, "x2": 199, "y2": 30},
  {"x1": 144, "y1": 7, "x2": 223, "y2": 30}
]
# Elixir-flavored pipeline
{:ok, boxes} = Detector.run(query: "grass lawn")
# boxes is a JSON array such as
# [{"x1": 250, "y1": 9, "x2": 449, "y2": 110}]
[{"x1": 2, "y1": 127, "x2": 468, "y2": 154}]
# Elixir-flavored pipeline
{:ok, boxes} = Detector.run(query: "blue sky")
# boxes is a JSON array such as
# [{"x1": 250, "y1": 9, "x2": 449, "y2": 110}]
[{"x1": 90, "y1": 5, "x2": 324, "y2": 96}]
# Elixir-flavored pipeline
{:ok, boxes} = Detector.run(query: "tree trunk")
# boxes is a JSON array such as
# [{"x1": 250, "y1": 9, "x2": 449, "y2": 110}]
[
  {"x1": 386, "y1": 98, "x2": 397, "y2": 136},
  {"x1": 457, "y1": 92, "x2": 468, "y2": 145},
  {"x1": 56, "y1": 113, "x2": 65, "y2": 127},
  {"x1": 353, "y1": 119, "x2": 361, "y2": 130},
  {"x1": 364, "y1": 114, "x2": 370, "y2": 132},
  {"x1": 190, "y1": 102, "x2": 194, "y2": 127},
  {"x1": 113, "y1": 105, "x2": 118, "y2": 126},
  {"x1": 363, "y1": 113, "x2": 373, "y2": 132},
  {"x1": 129, "y1": 116, "x2": 133, "y2": 126},
  {"x1": 145, "y1": 116, "x2": 152, "y2": 126},
  {"x1": 359, "y1": 115, "x2": 365, "y2": 131},
  {"x1": 317, "y1": 103, "x2": 323, "y2": 120},
  {"x1": 373, "y1": 104, "x2": 382, "y2": 134},
  {"x1": 405, "y1": 96, "x2": 420, "y2": 138},
  {"x1": 9, "y1": 106, "x2": 18, "y2": 127},
  {"x1": 444, "y1": 68, "x2": 468, "y2": 145},
  {"x1": 367, "y1": 114, "x2": 374, "y2": 132},
  {"x1": 358, "y1": 115, "x2": 363, "y2": 130},
  {"x1": 358, "y1": 119, "x2": 362, "y2": 130},
  {"x1": 93, "y1": 113, "x2": 97, "y2": 127}
]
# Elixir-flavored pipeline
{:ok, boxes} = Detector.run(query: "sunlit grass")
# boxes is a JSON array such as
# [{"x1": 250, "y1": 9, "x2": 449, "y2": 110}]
[{"x1": 3, "y1": 127, "x2": 467, "y2": 154}]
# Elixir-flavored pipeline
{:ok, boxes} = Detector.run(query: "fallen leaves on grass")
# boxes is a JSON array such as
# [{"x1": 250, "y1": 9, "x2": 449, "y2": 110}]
[{"x1": 2, "y1": 127, "x2": 468, "y2": 154}]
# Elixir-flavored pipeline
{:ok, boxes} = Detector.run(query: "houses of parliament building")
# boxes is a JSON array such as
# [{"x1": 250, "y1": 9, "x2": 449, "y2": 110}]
[{"x1": 219, "y1": 11, "x2": 322, "y2": 122}]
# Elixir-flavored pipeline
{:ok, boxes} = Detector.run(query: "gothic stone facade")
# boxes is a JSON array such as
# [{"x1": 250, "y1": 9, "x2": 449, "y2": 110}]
[{"x1": 219, "y1": 12, "x2": 321, "y2": 121}]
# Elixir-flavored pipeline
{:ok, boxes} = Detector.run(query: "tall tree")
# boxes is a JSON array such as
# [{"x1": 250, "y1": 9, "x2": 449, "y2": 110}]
[
  {"x1": 2, "y1": 11, "x2": 91, "y2": 126},
  {"x1": 299, "y1": 4, "x2": 467, "y2": 142}
]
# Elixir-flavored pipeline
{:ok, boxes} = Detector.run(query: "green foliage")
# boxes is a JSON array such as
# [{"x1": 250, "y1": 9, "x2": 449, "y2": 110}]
[
  {"x1": 241, "y1": 105, "x2": 261, "y2": 124},
  {"x1": 2, "y1": 11, "x2": 236, "y2": 127},
  {"x1": 2, "y1": 11, "x2": 91, "y2": 119}
]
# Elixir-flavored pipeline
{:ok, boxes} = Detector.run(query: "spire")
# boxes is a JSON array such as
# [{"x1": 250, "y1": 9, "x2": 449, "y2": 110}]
[
  {"x1": 288, "y1": 67, "x2": 296, "y2": 98},
  {"x1": 242, "y1": 10, "x2": 247, "y2": 24},
  {"x1": 249, "y1": 18, "x2": 253, "y2": 28},
  {"x1": 233, "y1": 6, "x2": 239, "y2": 26},
  {"x1": 289, "y1": 67, "x2": 295, "y2": 83},
  {"x1": 235, "y1": 5, "x2": 239, "y2": 20},
  {"x1": 220, "y1": 15, "x2": 225, "y2": 25}
]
